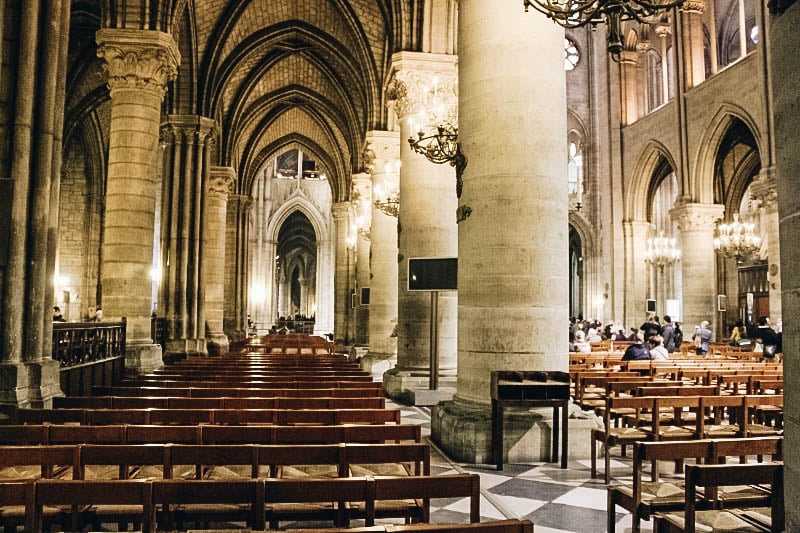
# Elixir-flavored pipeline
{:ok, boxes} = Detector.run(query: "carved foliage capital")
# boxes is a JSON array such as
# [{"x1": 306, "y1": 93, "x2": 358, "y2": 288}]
[
  {"x1": 363, "y1": 133, "x2": 400, "y2": 175},
  {"x1": 386, "y1": 69, "x2": 458, "y2": 121},
  {"x1": 750, "y1": 171, "x2": 778, "y2": 210},
  {"x1": 208, "y1": 166, "x2": 237, "y2": 199},
  {"x1": 682, "y1": 0, "x2": 706, "y2": 14},
  {"x1": 162, "y1": 115, "x2": 217, "y2": 144},
  {"x1": 96, "y1": 29, "x2": 180, "y2": 97},
  {"x1": 670, "y1": 203, "x2": 725, "y2": 232}
]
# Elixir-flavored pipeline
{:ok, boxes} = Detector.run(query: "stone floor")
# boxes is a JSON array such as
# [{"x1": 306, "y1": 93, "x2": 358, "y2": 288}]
[{"x1": 394, "y1": 403, "x2": 647, "y2": 533}]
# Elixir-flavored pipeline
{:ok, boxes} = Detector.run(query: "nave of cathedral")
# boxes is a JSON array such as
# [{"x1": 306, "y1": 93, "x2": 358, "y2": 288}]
[{"x1": 1, "y1": 0, "x2": 800, "y2": 530}]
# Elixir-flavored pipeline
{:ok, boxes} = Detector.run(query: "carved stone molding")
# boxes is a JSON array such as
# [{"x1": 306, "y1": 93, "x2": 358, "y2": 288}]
[
  {"x1": 750, "y1": 167, "x2": 778, "y2": 211},
  {"x1": 670, "y1": 202, "x2": 725, "y2": 232},
  {"x1": 96, "y1": 29, "x2": 180, "y2": 97},
  {"x1": 208, "y1": 166, "x2": 237, "y2": 199},
  {"x1": 682, "y1": 0, "x2": 706, "y2": 14}
]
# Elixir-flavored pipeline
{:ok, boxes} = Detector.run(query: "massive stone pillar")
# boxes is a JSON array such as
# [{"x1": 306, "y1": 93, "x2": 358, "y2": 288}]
[
  {"x1": 332, "y1": 202, "x2": 356, "y2": 347},
  {"x1": 363, "y1": 131, "x2": 400, "y2": 375},
  {"x1": 352, "y1": 173, "x2": 372, "y2": 346},
  {"x1": 772, "y1": 2, "x2": 800, "y2": 526},
  {"x1": 205, "y1": 166, "x2": 236, "y2": 354},
  {"x1": 0, "y1": 0, "x2": 70, "y2": 406},
  {"x1": 96, "y1": 29, "x2": 179, "y2": 373},
  {"x1": 223, "y1": 194, "x2": 252, "y2": 341},
  {"x1": 383, "y1": 52, "x2": 458, "y2": 401},
  {"x1": 671, "y1": 202, "x2": 724, "y2": 335},
  {"x1": 751, "y1": 168, "x2": 781, "y2": 321},
  {"x1": 160, "y1": 115, "x2": 215, "y2": 358},
  {"x1": 432, "y1": 0, "x2": 588, "y2": 464},
  {"x1": 680, "y1": 0, "x2": 707, "y2": 88},
  {"x1": 623, "y1": 221, "x2": 652, "y2": 326}
]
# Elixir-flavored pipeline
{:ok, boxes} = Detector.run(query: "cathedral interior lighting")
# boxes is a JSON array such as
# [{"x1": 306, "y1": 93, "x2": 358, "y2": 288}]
[
  {"x1": 644, "y1": 231, "x2": 681, "y2": 267},
  {"x1": 714, "y1": 213, "x2": 762, "y2": 260}
]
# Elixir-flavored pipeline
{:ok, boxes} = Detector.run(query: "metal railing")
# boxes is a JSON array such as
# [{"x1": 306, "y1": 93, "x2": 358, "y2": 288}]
[{"x1": 52, "y1": 319, "x2": 126, "y2": 368}]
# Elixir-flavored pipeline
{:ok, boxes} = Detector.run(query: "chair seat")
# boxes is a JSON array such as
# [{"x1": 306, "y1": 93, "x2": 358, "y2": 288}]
[
  {"x1": 279, "y1": 465, "x2": 340, "y2": 479},
  {"x1": 616, "y1": 480, "x2": 686, "y2": 504},
  {"x1": 0, "y1": 466, "x2": 41, "y2": 481},
  {"x1": 604, "y1": 427, "x2": 649, "y2": 442},
  {"x1": 83, "y1": 465, "x2": 122, "y2": 480},
  {"x1": 658, "y1": 507, "x2": 771, "y2": 532},
  {"x1": 349, "y1": 463, "x2": 411, "y2": 477},
  {"x1": 206, "y1": 465, "x2": 253, "y2": 480}
]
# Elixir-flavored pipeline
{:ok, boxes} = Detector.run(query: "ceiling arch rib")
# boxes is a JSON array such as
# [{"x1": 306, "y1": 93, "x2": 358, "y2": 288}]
[
  {"x1": 239, "y1": 107, "x2": 349, "y2": 200},
  {"x1": 228, "y1": 86, "x2": 354, "y2": 174}
]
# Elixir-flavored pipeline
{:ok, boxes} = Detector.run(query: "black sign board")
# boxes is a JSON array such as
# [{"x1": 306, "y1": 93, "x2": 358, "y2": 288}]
[{"x1": 408, "y1": 257, "x2": 457, "y2": 291}]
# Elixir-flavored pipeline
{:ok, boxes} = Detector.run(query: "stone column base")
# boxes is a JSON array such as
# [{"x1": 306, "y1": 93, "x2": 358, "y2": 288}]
[
  {"x1": 126, "y1": 342, "x2": 164, "y2": 375},
  {"x1": 0, "y1": 359, "x2": 63, "y2": 409},
  {"x1": 382, "y1": 367, "x2": 457, "y2": 405},
  {"x1": 431, "y1": 398, "x2": 603, "y2": 464},
  {"x1": 360, "y1": 351, "x2": 396, "y2": 381},
  {"x1": 165, "y1": 338, "x2": 207, "y2": 360},
  {"x1": 206, "y1": 334, "x2": 230, "y2": 356}
]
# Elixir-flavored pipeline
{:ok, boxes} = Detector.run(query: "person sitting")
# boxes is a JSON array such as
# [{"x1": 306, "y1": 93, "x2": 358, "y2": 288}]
[
  {"x1": 573, "y1": 330, "x2": 592, "y2": 353},
  {"x1": 648, "y1": 335, "x2": 669, "y2": 361},
  {"x1": 586, "y1": 328, "x2": 603, "y2": 343},
  {"x1": 52, "y1": 306, "x2": 66, "y2": 322},
  {"x1": 622, "y1": 332, "x2": 650, "y2": 361},
  {"x1": 756, "y1": 316, "x2": 781, "y2": 360},
  {"x1": 88, "y1": 308, "x2": 103, "y2": 322}
]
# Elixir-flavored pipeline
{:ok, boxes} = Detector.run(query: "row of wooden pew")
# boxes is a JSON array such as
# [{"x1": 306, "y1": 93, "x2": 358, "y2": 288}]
[{"x1": 3, "y1": 474, "x2": 480, "y2": 531}]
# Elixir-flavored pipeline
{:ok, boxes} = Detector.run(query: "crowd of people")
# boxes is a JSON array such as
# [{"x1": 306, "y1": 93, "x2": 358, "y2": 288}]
[{"x1": 569, "y1": 313, "x2": 782, "y2": 362}]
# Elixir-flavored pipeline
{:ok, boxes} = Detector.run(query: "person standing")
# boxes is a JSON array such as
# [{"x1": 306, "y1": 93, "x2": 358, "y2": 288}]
[
  {"x1": 693, "y1": 321, "x2": 712, "y2": 356},
  {"x1": 662, "y1": 315, "x2": 676, "y2": 353},
  {"x1": 52, "y1": 306, "x2": 66, "y2": 322}
]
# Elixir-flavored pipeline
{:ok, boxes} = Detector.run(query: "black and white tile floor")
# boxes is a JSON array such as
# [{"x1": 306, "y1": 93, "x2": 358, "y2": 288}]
[{"x1": 394, "y1": 403, "x2": 649, "y2": 533}]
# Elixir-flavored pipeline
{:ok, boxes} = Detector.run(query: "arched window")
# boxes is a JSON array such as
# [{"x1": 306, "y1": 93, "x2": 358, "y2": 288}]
[
  {"x1": 567, "y1": 141, "x2": 583, "y2": 195},
  {"x1": 646, "y1": 50, "x2": 664, "y2": 112}
]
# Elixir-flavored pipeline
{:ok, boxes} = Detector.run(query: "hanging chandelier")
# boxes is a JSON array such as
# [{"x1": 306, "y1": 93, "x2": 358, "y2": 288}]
[
  {"x1": 373, "y1": 183, "x2": 399, "y2": 218},
  {"x1": 644, "y1": 231, "x2": 681, "y2": 267},
  {"x1": 522, "y1": 0, "x2": 685, "y2": 60},
  {"x1": 714, "y1": 213, "x2": 761, "y2": 260},
  {"x1": 408, "y1": 124, "x2": 467, "y2": 198}
]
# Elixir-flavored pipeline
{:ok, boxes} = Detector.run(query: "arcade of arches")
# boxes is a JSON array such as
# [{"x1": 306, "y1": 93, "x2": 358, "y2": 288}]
[{"x1": 1, "y1": 0, "x2": 800, "y2": 526}]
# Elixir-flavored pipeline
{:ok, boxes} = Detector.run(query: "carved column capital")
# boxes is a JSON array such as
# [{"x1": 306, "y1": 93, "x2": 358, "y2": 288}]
[
  {"x1": 670, "y1": 202, "x2": 725, "y2": 232},
  {"x1": 96, "y1": 29, "x2": 180, "y2": 98},
  {"x1": 619, "y1": 50, "x2": 639, "y2": 65},
  {"x1": 386, "y1": 51, "x2": 458, "y2": 123},
  {"x1": 363, "y1": 131, "x2": 401, "y2": 175},
  {"x1": 208, "y1": 166, "x2": 237, "y2": 199},
  {"x1": 162, "y1": 115, "x2": 217, "y2": 144}
]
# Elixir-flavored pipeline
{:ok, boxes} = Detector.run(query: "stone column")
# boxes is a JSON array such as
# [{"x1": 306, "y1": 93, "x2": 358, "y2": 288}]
[
  {"x1": 363, "y1": 131, "x2": 400, "y2": 375},
  {"x1": 224, "y1": 194, "x2": 252, "y2": 341},
  {"x1": 0, "y1": 0, "x2": 69, "y2": 407},
  {"x1": 205, "y1": 166, "x2": 236, "y2": 354},
  {"x1": 432, "y1": 0, "x2": 579, "y2": 464},
  {"x1": 772, "y1": 3, "x2": 800, "y2": 526},
  {"x1": 681, "y1": 0, "x2": 707, "y2": 88},
  {"x1": 751, "y1": 168, "x2": 781, "y2": 321},
  {"x1": 623, "y1": 221, "x2": 652, "y2": 326},
  {"x1": 671, "y1": 202, "x2": 725, "y2": 335},
  {"x1": 352, "y1": 173, "x2": 372, "y2": 346},
  {"x1": 313, "y1": 238, "x2": 336, "y2": 336},
  {"x1": 96, "y1": 29, "x2": 180, "y2": 373},
  {"x1": 160, "y1": 115, "x2": 215, "y2": 358},
  {"x1": 619, "y1": 50, "x2": 640, "y2": 126},
  {"x1": 383, "y1": 52, "x2": 459, "y2": 402},
  {"x1": 332, "y1": 202, "x2": 355, "y2": 347}
]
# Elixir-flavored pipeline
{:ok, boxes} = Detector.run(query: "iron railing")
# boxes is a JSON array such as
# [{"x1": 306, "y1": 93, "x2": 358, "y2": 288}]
[{"x1": 52, "y1": 319, "x2": 126, "y2": 368}]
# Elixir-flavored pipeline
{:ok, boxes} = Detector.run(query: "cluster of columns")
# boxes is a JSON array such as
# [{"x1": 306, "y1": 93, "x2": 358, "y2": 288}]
[{"x1": 0, "y1": 0, "x2": 72, "y2": 406}]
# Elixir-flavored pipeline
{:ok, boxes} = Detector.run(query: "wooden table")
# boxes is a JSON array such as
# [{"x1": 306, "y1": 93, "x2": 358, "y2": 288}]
[{"x1": 491, "y1": 370, "x2": 570, "y2": 470}]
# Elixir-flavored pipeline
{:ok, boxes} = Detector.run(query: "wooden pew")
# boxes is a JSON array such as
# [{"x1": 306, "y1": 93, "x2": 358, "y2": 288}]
[
  {"x1": 153, "y1": 478, "x2": 264, "y2": 531},
  {"x1": 0, "y1": 481, "x2": 34, "y2": 532}
]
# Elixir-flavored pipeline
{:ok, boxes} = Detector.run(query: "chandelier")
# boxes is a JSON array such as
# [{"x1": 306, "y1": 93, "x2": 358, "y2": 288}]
[
  {"x1": 714, "y1": 213, "x2": 761, "y2": 260},
  {"x1": 408, "y1": 124, "x2": 468, "y2": 198},
  {"x1": 523, "y1": 0, "x2": 685, "y2": 60},
  {"x1": 373, "y1": 183, "x2": 399, "y2": 218},
  {"x1": 644, "y1": 231, "x2": 681, "y2": 267}
]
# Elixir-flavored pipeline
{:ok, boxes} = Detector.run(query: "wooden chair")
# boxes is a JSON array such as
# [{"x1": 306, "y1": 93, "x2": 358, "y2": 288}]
[
  {"x1": 166, "y1": 444, "x2": 259, "y2": 480},
  {"x1": 653, "y1": 462, "x2": 784, "y2": 533},
  {"x1": 126, "y1": 424, "x2": 202, "y2": 444},
  {"x1": 0, "y1": 481, "x2": 35, "y2": 532},
  {"x1": 591, "y1": 396, "x2": 652, "y2": 483},
  {"x1": 76, "y1": 444, "x2": 169, "y2": 481},
  {"x1": 263, "y1": 476, "x2": 370, "y2": 528},
  {"x1": 0, "y1": 445, "x2": 77, "y2": 482},
  {"x1": 153, "y1": 478, "x2": 264, "y2": 531},
  {"x1": 33, "y1": 478, "x2": 154, "y2": 533}
]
